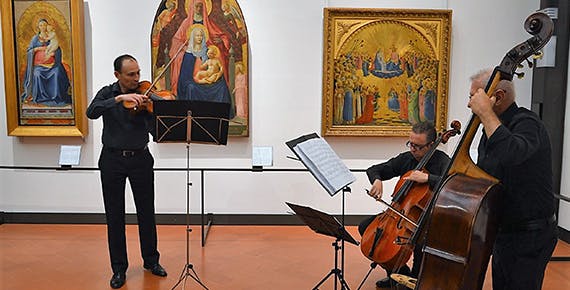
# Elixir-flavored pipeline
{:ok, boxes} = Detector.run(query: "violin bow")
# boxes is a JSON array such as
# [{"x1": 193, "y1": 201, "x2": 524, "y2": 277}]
[{"x1": 145, "y1": 40, "x2": 188, "y2": 96}]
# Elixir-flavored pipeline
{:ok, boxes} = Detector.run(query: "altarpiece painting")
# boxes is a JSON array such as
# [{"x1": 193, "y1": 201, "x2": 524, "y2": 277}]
[
  {"x1": 1, "y1": 0, "x2": 87, "y2": 137},
  {"x1": 322, "y1": 8, "x2": 451, "y2": 136},
  {"x1": 150, "y1": 0, "x2": 249, "y2": 137}
]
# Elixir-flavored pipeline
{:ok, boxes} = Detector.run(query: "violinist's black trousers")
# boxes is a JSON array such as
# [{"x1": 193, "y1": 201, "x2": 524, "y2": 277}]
[{"x1": 99, "y1": 147, "x2": 160, "y2": 274}]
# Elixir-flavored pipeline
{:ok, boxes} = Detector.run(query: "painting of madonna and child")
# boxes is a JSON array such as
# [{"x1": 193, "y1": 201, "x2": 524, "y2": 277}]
[
  {"x1": 151, "y1": 0, "x2": 249, "y2": 136},
  {"x1": 322, "y1": 9, "x2": 451, "y2": 136},
  {"x1": 15, "y1": 1, "x2": 75, "y2": 126}
]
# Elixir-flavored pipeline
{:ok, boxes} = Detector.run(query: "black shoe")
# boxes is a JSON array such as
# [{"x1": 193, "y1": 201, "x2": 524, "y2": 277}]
[
  {"x1": 110, "y1": 272, "x2": 126, "y2": 289},
  {"x1": 376, "y1": 266, "x2": 410, "y2": 288},
  {"x1": 144, "y1": 263, "x2": 167, "y2": 277},
  {"x1": 398, "y1": 265, "x2": 411, "y2": 276},
  {"x1": 376, "y1": 277, "x2": 394, "y2": 288}
]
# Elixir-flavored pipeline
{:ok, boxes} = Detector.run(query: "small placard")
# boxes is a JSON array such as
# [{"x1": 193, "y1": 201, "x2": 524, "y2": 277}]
[
  {"x1": 59, "y1": 145, "x2": 81, "y2": 166},
  {"x1": 252, "y1": 146, "x2": 273, "y2": 167}
]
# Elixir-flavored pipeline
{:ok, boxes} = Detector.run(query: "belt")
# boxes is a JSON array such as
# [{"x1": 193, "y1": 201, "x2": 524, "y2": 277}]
[
  {"x1": 104, "y1": 146, "x2": 148, "y2": 157},
  {"x1": 499, "y1": 214, "x2": 556, "y2": 233}
]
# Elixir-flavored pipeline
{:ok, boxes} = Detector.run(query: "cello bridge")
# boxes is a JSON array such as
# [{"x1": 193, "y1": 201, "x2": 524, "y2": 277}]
[{"x1": 394, "y1": 235, "x2": 411, "y2": 245}]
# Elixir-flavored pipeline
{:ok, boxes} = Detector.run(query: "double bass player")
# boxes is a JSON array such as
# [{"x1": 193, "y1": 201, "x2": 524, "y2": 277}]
[{"x1": 468, "y1": 68, "x2": 557, "y2": 290}]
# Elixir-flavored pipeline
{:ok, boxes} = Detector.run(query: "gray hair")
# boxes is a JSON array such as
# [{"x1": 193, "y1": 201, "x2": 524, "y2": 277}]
[{"x1": 470, "y1": 68, "x2": 514, "y2": 96}]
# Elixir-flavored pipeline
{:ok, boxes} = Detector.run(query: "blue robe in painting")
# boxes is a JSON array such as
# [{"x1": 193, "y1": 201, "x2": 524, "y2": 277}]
[
  {"x1": 21, "y1": 34, "x2": 71, "y2": 106},
  {"x1": 177, "y1": 51, "x2": 235, "y2": 119}
]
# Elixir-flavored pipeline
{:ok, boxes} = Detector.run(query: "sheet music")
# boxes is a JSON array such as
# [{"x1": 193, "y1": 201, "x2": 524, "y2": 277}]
[{"x1": 293, "y1": 138, "x2": 355, "y2": 195}]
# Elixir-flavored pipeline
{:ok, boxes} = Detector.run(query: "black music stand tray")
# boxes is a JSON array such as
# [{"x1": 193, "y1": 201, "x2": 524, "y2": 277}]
[
  {"x1": 154, "y1": 100, "x2": 230, "y2": 290},
  {"x1": 286, "y1": 202, "x2": 358, "y2": 290}
]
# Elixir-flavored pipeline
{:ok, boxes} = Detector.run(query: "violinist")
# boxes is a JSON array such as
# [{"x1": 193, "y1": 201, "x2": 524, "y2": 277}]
[
  {"x1": 359, "y1": 121, "x2": 450, "y2": 288},
  {"x1": 86, "y1": 54, "x2": 167, "y2": 289},
  {"x1": 468, "y1": 69, "x2": 557, "y2": 290}
]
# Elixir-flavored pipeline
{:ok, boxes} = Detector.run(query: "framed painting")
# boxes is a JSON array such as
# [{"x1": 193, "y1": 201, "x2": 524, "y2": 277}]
[
  {"x1": 149, "y1": 0, "x2": 250, "y2": 137},
  {"x1": 322, "y1": 8, "x2": 451, "y2": 136},
  {"x1": 1, "y1": 0, "x2": 87, "y2": 137}
]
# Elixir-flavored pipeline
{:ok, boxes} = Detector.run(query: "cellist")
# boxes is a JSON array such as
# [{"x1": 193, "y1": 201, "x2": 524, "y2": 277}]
[
  {"x1": 359, "y1": 121, "x2": 450, "y2": 288},
  {"x1": 468, "y1": 68, "x2": 557, "y2": 290}
]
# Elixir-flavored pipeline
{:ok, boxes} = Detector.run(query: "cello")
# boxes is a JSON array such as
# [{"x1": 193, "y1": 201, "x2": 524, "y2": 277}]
[
  {"x1": 360, "y1": 121, "x2": 461, "y2": 272},
  {"x1": 411, "y1": 12, "x2": 554, "y2": 290}
]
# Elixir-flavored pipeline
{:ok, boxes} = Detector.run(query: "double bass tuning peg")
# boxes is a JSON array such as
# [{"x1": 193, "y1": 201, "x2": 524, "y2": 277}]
[
  {"x1": 533, "y1": 50, "x2": 544, "y2": 59},
  {"x1": 518, "y1": 58, "x2": 534, "y2": 69},
  {"x1": 526, "y1": 58, "x2": 534, "y2": 68},
  {"x1": 514, "y1": 71, "x2": 525, "y2": 79}
]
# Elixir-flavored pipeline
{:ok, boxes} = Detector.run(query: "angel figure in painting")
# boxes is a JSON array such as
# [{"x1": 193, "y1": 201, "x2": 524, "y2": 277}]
[{"x1": 233, "y1": 62, "x2": 248, "y2": 119}]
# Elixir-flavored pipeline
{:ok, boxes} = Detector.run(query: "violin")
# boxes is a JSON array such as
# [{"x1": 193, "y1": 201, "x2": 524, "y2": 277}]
[
  {"x1": 360, "y1": 121, "x2": 461, "y2": 272},
  {"x1": 122, "y1": 80, "x2": 175, "y2": 113},
  {"x1": 123, "y1": 42, "x2": 185, "y2": 113}
]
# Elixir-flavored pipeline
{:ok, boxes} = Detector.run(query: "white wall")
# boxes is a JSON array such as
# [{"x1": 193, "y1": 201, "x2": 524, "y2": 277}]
[{"x1": 3, "y1": 0, "x2": 560, "y2": 221}]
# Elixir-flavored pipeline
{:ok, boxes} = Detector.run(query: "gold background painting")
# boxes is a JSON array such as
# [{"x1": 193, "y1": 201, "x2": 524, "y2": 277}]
[
  {"x1": 15, "y1": 1, "x2": 74, "y2": 125},
  {"x1": 1, "y1": 0, "x2": 87, "y2": 137},
  {"x1": 149, "y1": 0, "x2": 250, "y2": 137},
  {"x1": 322, "y1": 8, "x2": 452, "y2": 136}
]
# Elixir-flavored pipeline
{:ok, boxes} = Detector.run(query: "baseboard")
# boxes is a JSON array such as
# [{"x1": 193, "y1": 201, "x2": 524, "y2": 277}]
[
  {"x1": 1, "y1": 212, "x2": 367, "y2": 226},
  {"x1": 3, "y1": 212, "x2": 570, "y2": 244},
  {"x1": 558, "y1": 226, "x2": 570, "y2": 243}
]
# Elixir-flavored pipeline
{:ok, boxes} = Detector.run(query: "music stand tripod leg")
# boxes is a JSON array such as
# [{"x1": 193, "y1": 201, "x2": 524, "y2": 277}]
[
  {"x1": 171, "y1": 264, "x2": 209, "y2": 290},
  {"x1": 356, "y1": 262, "x2": 378, "y2": 290},
  {"x1": 338, "y1": 271, "x2": 351, "y2": 290},
  {"x1": 312, "y1": 238, "x2": 351, "y2": 290}
]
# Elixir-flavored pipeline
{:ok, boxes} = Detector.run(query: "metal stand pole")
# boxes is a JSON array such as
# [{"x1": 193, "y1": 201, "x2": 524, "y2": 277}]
[{"x1": 170, "y1": 144, "x2": 208, "y2": 290}]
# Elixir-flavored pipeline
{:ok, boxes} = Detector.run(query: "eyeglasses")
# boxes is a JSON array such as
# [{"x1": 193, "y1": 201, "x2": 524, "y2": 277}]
[{"x1": 406, "y1": 140, "x2": 431, "y2": 150}]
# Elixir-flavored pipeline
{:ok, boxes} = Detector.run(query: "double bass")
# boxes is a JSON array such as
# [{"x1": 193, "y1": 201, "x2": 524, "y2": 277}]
[
  {"x1": 411, "y1": 12, "x2": 554, "y2": 290},
  {"x1": 360, "y1": 121, "x2": 461, "y2": 273}
]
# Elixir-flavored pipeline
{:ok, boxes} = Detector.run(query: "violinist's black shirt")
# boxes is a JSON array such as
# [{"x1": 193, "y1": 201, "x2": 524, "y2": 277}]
[
  {"x1": 366, "y1": 150, "x2": 450, "y2": 189},
  {"x1": 87, "y1": 82, "x2": 155, "y2": 150},
  {"x1": 477, "y1": 103, "x2": 555, "y2": 226}
]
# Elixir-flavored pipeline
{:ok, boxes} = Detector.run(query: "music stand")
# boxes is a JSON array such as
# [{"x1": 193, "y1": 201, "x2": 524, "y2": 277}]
[
  {"x1": 154, "y1": 100, "x2": 230, "y2": 290},
  {"x1": 286, "y1": 133, "x2": 356, "y2": 285},
  {"x1": 286, "y1": 202, "x2": 358, "y2": 290}
]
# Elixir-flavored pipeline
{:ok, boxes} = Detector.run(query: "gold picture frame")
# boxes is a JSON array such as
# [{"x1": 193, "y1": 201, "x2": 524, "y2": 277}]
[
  {"x1": 322, "y1": 8, "x2": 451, "y2": 136},
  {"x1": 1, "y1": 0, "x2": 87, "y2": 137}
]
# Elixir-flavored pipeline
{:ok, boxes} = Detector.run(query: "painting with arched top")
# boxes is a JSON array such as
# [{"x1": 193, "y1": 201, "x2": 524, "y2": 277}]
[
  {"x1": 322, "y1": 8, "x2": 451, "y2": 137},
  {"x1": 151, "y1": 0, "x2": 250, "y2": 137}
]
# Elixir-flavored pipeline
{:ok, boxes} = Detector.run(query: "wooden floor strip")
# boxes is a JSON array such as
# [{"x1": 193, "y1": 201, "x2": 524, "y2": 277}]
[{"x1": 1, "y1": 224, "x2": 569, "y2": 289}]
